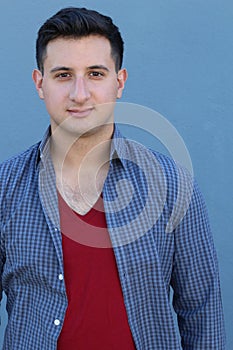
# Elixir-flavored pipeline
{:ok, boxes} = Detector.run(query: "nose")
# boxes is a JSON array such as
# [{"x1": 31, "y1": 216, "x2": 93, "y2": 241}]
[{"x1": 69, "y1": 77, "x2": 91, "y2": 103}]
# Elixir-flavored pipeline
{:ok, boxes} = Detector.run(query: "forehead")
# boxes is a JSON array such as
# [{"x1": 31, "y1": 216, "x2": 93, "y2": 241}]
[{"x1": 43, "y1": 35, "x2": 114, "y2": 68}]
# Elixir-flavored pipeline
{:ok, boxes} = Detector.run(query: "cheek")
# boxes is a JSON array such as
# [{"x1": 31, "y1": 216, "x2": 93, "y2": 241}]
[
  {"x1": 94, "y1": 83, "x2": 119, "y2": 102},
  {"x1": 43, "y1": 88, "x2": 66, "y2": 106}
]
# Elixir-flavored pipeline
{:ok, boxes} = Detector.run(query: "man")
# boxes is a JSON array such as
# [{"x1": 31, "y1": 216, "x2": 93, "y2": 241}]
[{"x1": 0, "y1": 7, "x2": 225, "y2": 349}]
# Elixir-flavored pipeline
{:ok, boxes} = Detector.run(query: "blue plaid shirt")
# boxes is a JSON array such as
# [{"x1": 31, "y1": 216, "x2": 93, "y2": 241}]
[{"x1": 0, "y1": 125, "x2": 225, "y2": 349}]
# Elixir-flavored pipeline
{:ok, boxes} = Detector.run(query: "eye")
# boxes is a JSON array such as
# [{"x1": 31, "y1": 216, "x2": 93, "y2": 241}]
[
  {"x1": 55, "y1": 72, "x2": 72, "y2": 79},
  {"x1": 89, "y1": 71, "x2": 105, "y2": 79}
]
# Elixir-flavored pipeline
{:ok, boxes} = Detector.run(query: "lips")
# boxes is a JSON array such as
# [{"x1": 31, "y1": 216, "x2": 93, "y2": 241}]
[{"x1": 67, "y1": 107, "x2": 94, "y2": 118}]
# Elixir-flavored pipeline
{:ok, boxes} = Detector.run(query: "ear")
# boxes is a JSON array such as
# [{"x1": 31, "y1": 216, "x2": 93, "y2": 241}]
[
  {"x1": 117, "y1": 68, "x2": 128, "y2": 99},
  {"x1": 32, "y1": 69, "x2": 44, "y2": 99}
]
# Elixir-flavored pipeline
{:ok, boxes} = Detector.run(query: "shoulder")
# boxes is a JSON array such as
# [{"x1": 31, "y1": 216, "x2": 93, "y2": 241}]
[
  {"x1": 0, "y1": 142, "x2": 40, "y2": 171},
  {"x1": 122, "y1": 136, "x2": 191, "y2": 185},
  {"x1": 113, "y1": 124, "x2": 184, "y2": 180},
  {"x1": 0, "y1": 142, "x2": 40, "y2": 194},
  {"x1": 139, "y1": 145, "x2": 205, "y2": 233},
  {"x1": 0, "y1": 142, "x2": 41, "y2": 225},
  {"x1": 120, "y1": 137, "x2": 198, "y2": 230}
]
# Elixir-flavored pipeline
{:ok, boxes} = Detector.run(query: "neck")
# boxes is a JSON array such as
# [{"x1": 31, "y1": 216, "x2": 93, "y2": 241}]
[
  {"x1": 50, "y1": 123, "x2": 114, "y2": 170},
  {"x1": 50, "y1": 123, "x2": 113, "y2": 206},
  {"x1": 50, "y1": 123, "x2": 114, "y2": 214}
]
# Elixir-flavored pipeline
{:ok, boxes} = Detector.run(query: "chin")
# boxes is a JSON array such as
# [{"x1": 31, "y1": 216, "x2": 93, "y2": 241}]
[{"x1": 76, "y1": 123, "x2": 114, "y2": 139}]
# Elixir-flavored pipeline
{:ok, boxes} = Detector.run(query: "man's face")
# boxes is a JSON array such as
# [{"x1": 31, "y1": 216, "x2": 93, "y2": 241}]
[{"x1": 33, "y1": 35, "x2": 127, "y2": 137}]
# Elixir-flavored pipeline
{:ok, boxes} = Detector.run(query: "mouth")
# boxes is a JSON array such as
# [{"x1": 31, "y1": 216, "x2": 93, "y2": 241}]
[{"x1": 67, "y1": 107, "x2": 94, "y2": 118}]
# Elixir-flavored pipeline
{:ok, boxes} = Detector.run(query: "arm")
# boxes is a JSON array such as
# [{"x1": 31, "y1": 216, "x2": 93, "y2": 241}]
[
  {"x1": 0, "y1": 228, "x2": 3, "y2": 327},
  {"x1": 170, "y1": 180, "x2": 225, "y2": 349},
  {"x1": 0, "y1": 168, "x2": 6, "y2": 328}
]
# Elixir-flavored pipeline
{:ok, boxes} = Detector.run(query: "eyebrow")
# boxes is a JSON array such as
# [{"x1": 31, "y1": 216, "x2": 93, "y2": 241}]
[
  {"x1": 88, "y1": 65, "x2": 110, "y2": 72},
  {"x1": 50, "y1": 66, "x2": 72, "y2": 73},
  {"x1": 50, "y1": 65, "x2": 110, "y2": 74}
]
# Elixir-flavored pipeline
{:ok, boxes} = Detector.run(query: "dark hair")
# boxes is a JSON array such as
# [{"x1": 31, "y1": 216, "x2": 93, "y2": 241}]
[{"x1": 36, "y1": 7, "x2": 124, "y2": 74}]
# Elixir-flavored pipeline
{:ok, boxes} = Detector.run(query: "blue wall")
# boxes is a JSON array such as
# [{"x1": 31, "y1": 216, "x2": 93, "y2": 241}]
[{"x1": 1, "y1": 0, "x2": 232, "y2": 348}]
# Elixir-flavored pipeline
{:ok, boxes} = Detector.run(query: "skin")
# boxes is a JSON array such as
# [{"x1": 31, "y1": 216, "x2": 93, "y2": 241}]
[
  {"x1": 32, "y1": 35, "x2": 127, "y2": 142},
  {"x1": 32, "y1": 35, "x2": 128, "y2": 214}
]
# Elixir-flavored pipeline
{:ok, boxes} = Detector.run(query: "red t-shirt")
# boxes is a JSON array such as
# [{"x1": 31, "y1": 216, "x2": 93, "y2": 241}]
[{"x1": 57, "y1": 193, "x2": 136, "y2": 350}]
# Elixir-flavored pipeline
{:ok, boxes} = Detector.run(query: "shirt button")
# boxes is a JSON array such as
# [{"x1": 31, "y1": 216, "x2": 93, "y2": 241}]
[
  {"x1": 59, "y1": 274, "x2": 63, "y2": 281},
  {"x1": 54, "y1": 319, "x2": 60, "y2": 326}
]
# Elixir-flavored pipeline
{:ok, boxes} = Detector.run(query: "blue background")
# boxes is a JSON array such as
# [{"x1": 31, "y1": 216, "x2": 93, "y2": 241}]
[{"x1": 0, "y1": 0, "x2": 232, "y2": 348}]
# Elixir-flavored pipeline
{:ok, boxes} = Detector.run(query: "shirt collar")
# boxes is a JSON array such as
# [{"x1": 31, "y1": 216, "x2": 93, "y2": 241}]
[
  {"x1": 37, "y1": 124, "x2": 127, "y2": 169},
  {"x1": 36, "y1": 126, "x2": 51, "y2": 166},
  {"x1": 109, "y1": 124, "x2": 127, "y2": 169}
]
